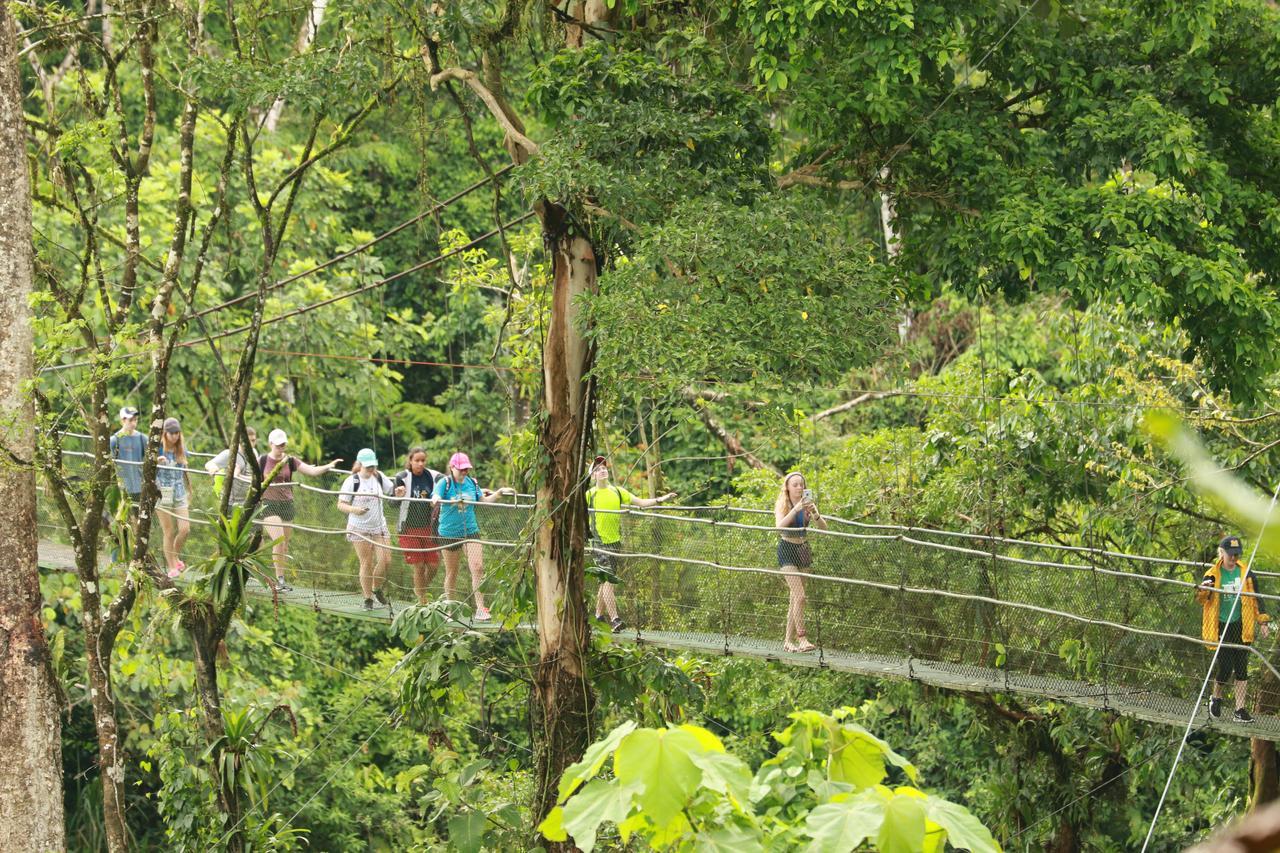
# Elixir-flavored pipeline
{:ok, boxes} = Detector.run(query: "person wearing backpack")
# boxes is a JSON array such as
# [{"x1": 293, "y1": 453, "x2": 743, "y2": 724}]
[
  {"x1": 586, "y1": 455, "x2": 676, "y2": 631},
  {"x1": 109, "y1": 405, "x2": 147, "y2": 512},
  {"x1": 393, "y1": 447, "x2": 444, "y2": 603},
  {"x1": 339, "y1": 448, "x2": 396, "y2": 611},
  {"x1": 205, "y1": 426, "x2": 258, "y2": 507},
  {"x1": 257, "y1": 428, "x2": 343, "y2": 592},
  {"x1": 432, "y1": 452, "x2": 516, "y2": 621}
]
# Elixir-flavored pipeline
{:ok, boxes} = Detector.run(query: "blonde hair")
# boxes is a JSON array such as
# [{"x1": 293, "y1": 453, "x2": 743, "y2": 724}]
[
  {"x1": 161, "y1": 430, "x2": 187, "y2": 466},
  {"x1": 775, "y1": 471, "x2": 805, "y2": 517}
]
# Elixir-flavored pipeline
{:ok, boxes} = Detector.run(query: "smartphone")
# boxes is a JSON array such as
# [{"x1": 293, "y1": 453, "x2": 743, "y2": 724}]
[{"x1": 803, "y1": 488, "x2": 813, "y2": 503}]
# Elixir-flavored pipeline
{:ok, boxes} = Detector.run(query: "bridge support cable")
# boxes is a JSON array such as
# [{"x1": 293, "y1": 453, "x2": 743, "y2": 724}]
[{"x1": 1141, "y1": 481, "x2": 1280, "y2": 851}]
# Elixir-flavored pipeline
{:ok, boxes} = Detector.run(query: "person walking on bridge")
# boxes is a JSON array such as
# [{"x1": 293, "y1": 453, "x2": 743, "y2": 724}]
[
  {"x1": 155, "y1": 417, "x2": 192, "y2": 578},
  {"x1": 257, "y1": 429, "x2": 342, "y2": 593},
  {"x1": 776, "y1": 471, "x2": 826, "y2": 653},
  {"x1": 432, "y1": 452, "x2": 515, "y2": 622},
  {"x1": 339, "y1": 448, "x2": 395, "y2": 611},
  {"x1": 393, "y1": 447, "x2": 443, "y2": 603},
  {"x1": 586, "y1": 455, "x2": 676, "y2": 631},
  {"x1": 206, "y1": 426, "x2": 258, "y2": 507},
  {"x1": 1197, "y1": 534, "x2": 1271, "y2": 723},
  {"x1": 109, "y1": 405, "x2": 146, "y2": 512}
]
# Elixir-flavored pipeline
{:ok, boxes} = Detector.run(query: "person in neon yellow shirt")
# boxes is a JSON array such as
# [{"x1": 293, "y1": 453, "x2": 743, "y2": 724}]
[{"x1": 586, "y1": 455, "x2": 675, "y2": 631}]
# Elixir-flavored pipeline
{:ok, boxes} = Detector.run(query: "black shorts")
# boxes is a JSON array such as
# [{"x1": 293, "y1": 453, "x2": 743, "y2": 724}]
[
  {"x1": 440, "y1": 537, "x2": 468, "y2": 552},
  {"x1": 260, "y1": 500, "x2": 296, "y2": 523},
  {"x1": 1215, "y1": 620, "x2": 1249, "y2": 682},
  {"x1": 589, "y1": 540, "x2": 624, "y2": 574},
  {"x1": 777, "y1": 539, "x2": 812, "y2": 569}
]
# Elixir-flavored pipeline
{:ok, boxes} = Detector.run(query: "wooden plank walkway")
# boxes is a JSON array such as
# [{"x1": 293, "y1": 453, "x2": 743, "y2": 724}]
[{"x1": 37, "y1": 540, "x2": 1278, "y2": 739}]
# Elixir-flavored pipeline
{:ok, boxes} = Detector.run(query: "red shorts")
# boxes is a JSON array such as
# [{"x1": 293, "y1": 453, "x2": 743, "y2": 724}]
[{"x1": 401, "y1": 528, "x2": 439, "y2": 566}]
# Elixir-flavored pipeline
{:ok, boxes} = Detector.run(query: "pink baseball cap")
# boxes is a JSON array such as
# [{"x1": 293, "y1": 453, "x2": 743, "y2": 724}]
[{"x1": 449, "y1": 452, "x2": 473, "y2": 470}]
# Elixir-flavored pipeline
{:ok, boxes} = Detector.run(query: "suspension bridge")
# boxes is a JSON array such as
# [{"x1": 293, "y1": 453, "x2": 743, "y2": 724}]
[{"x1": 37, "y1": 446, "x2": 1280, "y2": 740}]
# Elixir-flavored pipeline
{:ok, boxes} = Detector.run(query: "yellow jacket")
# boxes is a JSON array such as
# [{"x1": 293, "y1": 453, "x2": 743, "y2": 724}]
[{"x1": 1197, "y1": 559, "x2": 1270, "y2": 648}]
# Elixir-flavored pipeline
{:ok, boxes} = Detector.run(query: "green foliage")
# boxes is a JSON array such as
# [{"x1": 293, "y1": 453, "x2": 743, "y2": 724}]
[{"x1": 540, "y1": 708, "x2": 998, "y2": 851}]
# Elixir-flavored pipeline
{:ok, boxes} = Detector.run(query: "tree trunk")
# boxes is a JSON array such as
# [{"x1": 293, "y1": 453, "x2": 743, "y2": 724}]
[
  {"x1": 261, "y1": 0, "x2": 328, "y2": 132},
  {"x1": 0, "y1": 6, "x2": 65, "y2": 848},
  {"x1": 1250, "y1": 661, "x2": 1280, "y2": 808},
  {"x1": 878, "y1": 166, "x2": 912, "y2": 342},
  {"x1": 530, "y1": 216, "x2": 597, "y2": 841}
]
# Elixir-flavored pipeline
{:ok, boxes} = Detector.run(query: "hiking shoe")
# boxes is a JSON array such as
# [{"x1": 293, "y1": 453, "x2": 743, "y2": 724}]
[
  {"x1": 609, "y1": 617, "x2": 625, "y2": 632},
  {"x1": 474, "y1": 607, "x2": 492, "y2": 622},
  {"x1": 1209, "y1": 698, "x2": 1223, "y2": 719},
  {"x1": 373, "y1": 588, "x2": 388, "y2": 606},
  {"x1": 362, "y1": 598, "x2": 375, "y2": 611},
  {"x1": 1234, "y1": 708, "x2": 1254, "y2": 724},
  {"x1": 275, "y1": 579, "x2": 293, "y2": 593},
  {"x1": 595, "y1": 614, "x2": 609, "y2": 625}
]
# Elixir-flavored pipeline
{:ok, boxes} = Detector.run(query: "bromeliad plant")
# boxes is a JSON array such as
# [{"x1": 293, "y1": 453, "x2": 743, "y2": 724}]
[{"x1": 539, "y1": 707, "x2": 1000, "y2": 852}]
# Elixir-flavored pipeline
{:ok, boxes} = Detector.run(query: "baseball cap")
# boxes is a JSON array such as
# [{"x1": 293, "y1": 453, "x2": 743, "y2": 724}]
[
  {"x1": 162, "y1": 417, "x2": 182, "y2": 434},
  {"x1": 592, "y1": 455, "x2": 608, "y2": 469},
  {"x1": 449, "y1": 452, "x2": 473, "y2": 470},
  {"x1": 119, "y1": 406, "x2": 139, "y2": 419},
  {"x1": 356, "y1": 448, "x2": 379, "y2": 468},
  {"x1": 1220, "y1": 535, "x2": 1244, "y2": 556},
  {"x1": 267, "y1": 428, "x2": 288, "y2": 446}
]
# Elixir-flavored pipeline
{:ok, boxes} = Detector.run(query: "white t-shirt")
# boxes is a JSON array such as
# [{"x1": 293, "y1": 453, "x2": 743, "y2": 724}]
[{"x1": 341, "y1": 471, "x2": 393, "y2": 536}]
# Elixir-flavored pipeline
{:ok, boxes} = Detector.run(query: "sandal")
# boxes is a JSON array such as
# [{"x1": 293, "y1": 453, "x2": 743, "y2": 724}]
[{"x1": 794, "y1": 640, "x2": 817, "y2": 653}]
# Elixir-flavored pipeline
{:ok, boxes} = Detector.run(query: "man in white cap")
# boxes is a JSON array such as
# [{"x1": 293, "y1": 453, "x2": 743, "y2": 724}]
[
  {"x1": 109, "y1": 405, "x2": 147, "y2": 507},
  {"x1": 257, "y1": 428, "x2": 342, "y2": 592}
]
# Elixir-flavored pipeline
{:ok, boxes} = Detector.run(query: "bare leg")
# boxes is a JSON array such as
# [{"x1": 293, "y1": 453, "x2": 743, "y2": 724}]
[
  {"x1": 355, "y1": 539, "x2": 375, "y2": 598},
  {"x1": 158, "y1": 507, "x2": 177, "y2": 568},
  {"x1": 443, "y1": 546, "x2": 461, "y2": 601},
  {"x1": 598, "y1": 582, "x2": 619, "y2": 621},
  {"x1": 1212, "y1": 681, "x2": 1224, "y2": 700},
  {"x1": 262, "y1": 516, "x2": 287, "y2": 581},
  {"x1": 464, "y1": 541, "x2": 486, "y2": 611},
  {"x1": 171, "y1": 504, "x2": 190, "y2": 561},
  {"x1": 1235, "y1": 679, "x2": 1248, "y2": 711},
  {"x1": 372, "y1": 534, "x2": 389, "y2": 593},
  {"x1": 782, "y1": 568, "x2": 807, "y2": 647}
]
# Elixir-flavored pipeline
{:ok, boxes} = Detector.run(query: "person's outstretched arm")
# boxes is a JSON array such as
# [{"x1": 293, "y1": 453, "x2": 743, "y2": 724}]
[
  {"x1": 296, "y1": 458, "x2": 342, "y2": 477},
  {"x1": 631, "y1": 491, "x2": 676, "y2": 509},
  {"x1": 481, "y1": 486, "x2": 516, "y2": 503}
]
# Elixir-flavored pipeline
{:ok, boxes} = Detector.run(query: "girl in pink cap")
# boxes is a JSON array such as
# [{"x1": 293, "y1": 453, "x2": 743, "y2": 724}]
[{"x1": 431, "y1": 451, "x2": 515, "y2": 621}]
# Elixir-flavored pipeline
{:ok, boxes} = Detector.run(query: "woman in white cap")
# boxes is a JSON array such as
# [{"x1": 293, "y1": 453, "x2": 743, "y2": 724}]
[
  {"x1": 257, "y1": 428, "x2": 342, "y2": 592},
  {"x1": 155, "y1": 417, "x2": 191, "y2": 577},
  {"x1": 431, "y1": 451, "x2": 515, "y2": 621},
  {"x1": 338, "y1": 448, "x2": 395, "y2": 611}
]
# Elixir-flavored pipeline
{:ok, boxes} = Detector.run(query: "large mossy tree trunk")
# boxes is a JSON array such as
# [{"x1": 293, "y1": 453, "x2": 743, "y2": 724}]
[{"x1": 0, "y1": 6, "x2": 65, "y2": 848}]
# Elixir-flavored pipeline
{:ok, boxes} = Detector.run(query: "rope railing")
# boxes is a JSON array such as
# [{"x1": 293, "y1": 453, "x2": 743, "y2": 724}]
[{"x1": 37, "y1": 454, "x2": 1280, "y2": 735}]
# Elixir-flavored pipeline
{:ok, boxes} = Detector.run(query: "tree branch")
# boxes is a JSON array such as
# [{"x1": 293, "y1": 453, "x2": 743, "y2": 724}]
[
  {"x1": 429, "y1": 65, "x2": 538, "y2": 158},
  {"x1": 810, "y1": 391, "x2": 904, "y2": 422}
]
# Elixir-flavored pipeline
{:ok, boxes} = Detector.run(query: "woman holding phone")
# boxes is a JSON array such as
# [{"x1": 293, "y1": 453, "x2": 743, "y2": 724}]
[{"x1": 775, "y1": 471, "x2": 826, "y2": 652}]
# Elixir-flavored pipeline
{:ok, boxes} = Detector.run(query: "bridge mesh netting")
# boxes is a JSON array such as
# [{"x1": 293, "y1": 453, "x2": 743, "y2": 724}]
[{"x1": 38, "y1": 446, "x2": 1280, "y2": 737}]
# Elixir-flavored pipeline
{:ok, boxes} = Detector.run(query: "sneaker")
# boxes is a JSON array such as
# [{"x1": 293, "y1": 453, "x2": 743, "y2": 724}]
[
  {"x1": 1209, "y1": 697, "x2": 1223, "y2": 719},
  {"x1": 595, "y1": 614, "x2": 608, "y2": 625},
  {"x1": 275, "y1": 579, "x2": 293, "y2": 593},
  {"x1": 167, "y1": 566, "x2": 181, "y2": 579},
  {"x1": 474, "y1": 607, "x2": 492, "y2": 622},
  {"x1": 373, "y1": 588, "x2": 388, "y2": 606},
  {"x1": 1234, "y1": 708, "x2": 1254, "y2": 723},
  {"x1": 175, "y1": 559, "x2": 185, "y2": 571},
  {"x1": 362, "y1": 598, "x2": 374, "y2": 611},
  {"x1": 609, "y1": 617, "x2": 625, "y2": 632}
]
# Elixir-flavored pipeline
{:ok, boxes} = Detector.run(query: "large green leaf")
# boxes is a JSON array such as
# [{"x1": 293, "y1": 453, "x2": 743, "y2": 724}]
[
  {"x1": 802, "y1": 789, "x2": 888, "y2": 853},
  {"x1": 694, "y1": 823, "x2": 768, "y2": 853},
  {"x1": 877, "y1": 792, "x2": 927, "y2": 853},
  {"x1": 688, "y1": 749, "x2": 755, "y2": 809},
  {"x1": 927, "y1": 798, "x2": 1002, "y2": 853},
  {"x1": 558, "y1": 720, "x2": 638, "y2": 801},
  {"x1": 446, "y1": 811, "x2": 488, "y2": 853},
  {"x1": 824, "y1": 723, "x2": 908, "y2": 789},
  {"x1": 614, "y1": 727, "x2": 705, "y2": 830},
  {"x1": 561, "y1": 778, "x2": 641, "y2": 853}
]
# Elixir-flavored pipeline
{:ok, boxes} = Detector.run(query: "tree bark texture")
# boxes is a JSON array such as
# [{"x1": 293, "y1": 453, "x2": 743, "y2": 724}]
[
  {"x1": 531, "y1": 219, "x2": 598, "y2": 842},
  {"x1": 1251, "y1": 658, "x2": 1280, "y2": 808},
  {"x1": 0, "y1": 6, "x2": 66, "y2": 848}
]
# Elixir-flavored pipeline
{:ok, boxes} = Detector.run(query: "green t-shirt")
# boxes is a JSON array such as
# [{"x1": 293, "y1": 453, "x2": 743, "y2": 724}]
[
  {"x1": 1219, "y1": 565, "x2": 1245, "y2": 623},
  {"x1": 586, "y1": 485, "x2": 635, "y2": 545}
]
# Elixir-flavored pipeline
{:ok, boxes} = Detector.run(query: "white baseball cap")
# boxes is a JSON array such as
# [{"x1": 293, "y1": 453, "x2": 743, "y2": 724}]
[
  {"x1": 267, "y1": 428, "x2": 288, "y2": 446},
  {"x1": 119, "y1": 406, "x2": 139, "y2": 419}
]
